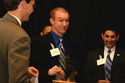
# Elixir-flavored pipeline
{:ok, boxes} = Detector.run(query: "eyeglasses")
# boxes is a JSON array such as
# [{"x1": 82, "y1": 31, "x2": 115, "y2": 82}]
[
  {"x1": 33, "y1": 4, "x2": 36, "y2": 9},
  {"x1": 29, "y1": 2, "x2": 36, "y2": 9}
]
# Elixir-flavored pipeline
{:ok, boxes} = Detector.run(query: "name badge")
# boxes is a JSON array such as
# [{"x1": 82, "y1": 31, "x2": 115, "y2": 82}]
[
  {"x1": 49, "y1": 43, "x2": 60, "y2": 57},
  {"x1": 50, "y1": 48, "x2": 60, "y2": 57},
  {"x1": 97, "y1": 55, "x2": 105, "y2": 66}
]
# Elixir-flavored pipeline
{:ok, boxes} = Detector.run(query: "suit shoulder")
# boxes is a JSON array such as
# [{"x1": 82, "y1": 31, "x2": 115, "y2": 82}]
[
  {"x1": 116, "y1": 47, "x2": 125, "y2": 54},
  {"x1": 88, "y1": 48, "x2": 102, "y2": 54},
  {"x1": 31, "y1": 35, "x2": 50, "y2": 44},
  {"x1": 88, "y1": 48, "x2": 103, "y2": 58}
]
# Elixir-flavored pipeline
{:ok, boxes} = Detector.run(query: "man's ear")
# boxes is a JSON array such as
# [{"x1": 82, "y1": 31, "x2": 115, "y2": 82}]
[
  {"x1": 116, "y1": 34, "x2": 120, "y2": 41},
  {"x1": 49, "y1": 18, "x2": 54, "y2": 25},
  {"x1": 40, "y1": 32, "x2": 44, "y2": 36},
  {"x1": 101, "y1": 33, "x2": 104, "y2": 39},
  {"x1": 19, "y1": 0, "x2": 26, "y2": 9}
]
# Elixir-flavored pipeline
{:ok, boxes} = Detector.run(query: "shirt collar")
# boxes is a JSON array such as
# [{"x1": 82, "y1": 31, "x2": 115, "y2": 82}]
[
  {"x1": 104, "y1": 45, "x2": 116, "y2": 53},
  {"x1": 8, "y1": 13, "x2": 22, "y2": 26},
  {"x1": 51, "y1": 30, "x2": 60, "y2": 44},
  {"x1": 51, "y1": 30, "x2": 64, "y2": 44}
]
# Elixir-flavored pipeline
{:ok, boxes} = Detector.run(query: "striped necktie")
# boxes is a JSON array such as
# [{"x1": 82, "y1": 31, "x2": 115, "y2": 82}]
[
  {"x1": 58, "y1": 38, "x2": 66, "y2": 80},
  {"x1": 105, "y1": 50, "x2": 112, "y2": 81},
  {"x1": 59, "y1": 38, "x2": 66, "y2": 70}
]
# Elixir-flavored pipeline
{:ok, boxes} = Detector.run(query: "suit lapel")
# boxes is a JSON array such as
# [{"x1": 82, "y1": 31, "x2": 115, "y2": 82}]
[
  {"x1": 45, "y1": 32, "x2": 56, "y2": 48},
  {"x1": 98, "y1": 48, "x2": 104, "y2": 59},
  {"x1": 97, "y1": 48, "x2": 105, "y2": 78},
  {"x1": 111, "y1": 48, "x2": 121, "y2": 71},
  {"x1": 44, "y1": 32, "x2": 59, "y2": 63},
  {"x1": 98, "y1": 48, "x2": 121, "y2": 70},
  {"x1": 97, "y1": 48, "x2": 105, "y2": 69},
  {"x1": 63, "y1": 38, "x2": 69, "y2": 54}
]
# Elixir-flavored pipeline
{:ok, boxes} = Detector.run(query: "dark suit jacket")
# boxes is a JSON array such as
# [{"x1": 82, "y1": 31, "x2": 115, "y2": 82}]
[
  {"x1": 83, "y1": 47, "x2": 125, "y2": 83},
  {"x1": 0, "y1": 13, "x2": 30, "y2": 83},
  {"x1": 30, "y1": 32, "x2": 75, "y2": 83}
]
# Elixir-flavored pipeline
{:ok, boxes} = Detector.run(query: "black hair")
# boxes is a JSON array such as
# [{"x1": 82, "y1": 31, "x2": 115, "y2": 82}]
[
  {"x1": 4, "y1": 0, "x2": 31, "y2": 11},
  {"x1": 102, "y1": 25, "x2": 119, "y2": 36}
]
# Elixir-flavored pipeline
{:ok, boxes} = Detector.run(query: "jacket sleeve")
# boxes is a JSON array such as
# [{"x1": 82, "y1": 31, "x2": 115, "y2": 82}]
[
  {"x1": 8, "y1": 35, "x2": 30, "y2": 83},
  {"x1": 82, "y1": 53, "x2": 99, "y2": 83}
]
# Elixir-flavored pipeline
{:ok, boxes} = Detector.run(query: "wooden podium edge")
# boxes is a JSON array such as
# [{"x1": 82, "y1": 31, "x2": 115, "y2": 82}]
[{"x1": 52, "y1": 80, "x2": 76, "y2": 83}]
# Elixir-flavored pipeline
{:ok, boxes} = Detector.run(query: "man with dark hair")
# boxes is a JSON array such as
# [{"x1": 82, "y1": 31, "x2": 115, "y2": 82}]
[
  {"x1": 83, "y1": 26, "x2": 125, "y2": 83},
  {"x1": 0, "y1": 0, "x2": 38, "y2": 83},
  {"x1": 40, "y1": 25, "x2": 52, "y2": 36}
]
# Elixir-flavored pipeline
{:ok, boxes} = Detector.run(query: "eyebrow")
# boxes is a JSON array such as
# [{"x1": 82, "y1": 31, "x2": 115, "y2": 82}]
[{"x1": 105, "y1": 35, "x2": 115, "y2": 37}]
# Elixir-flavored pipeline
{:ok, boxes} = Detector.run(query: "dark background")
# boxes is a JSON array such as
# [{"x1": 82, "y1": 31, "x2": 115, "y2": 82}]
[{"x1": 1, "y1": 0, "x2": 125, "y2": 82}]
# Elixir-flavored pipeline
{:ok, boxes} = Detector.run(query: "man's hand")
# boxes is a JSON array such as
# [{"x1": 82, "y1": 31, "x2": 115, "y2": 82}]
[
  {"x1": 98, "y1": 80, "x2": 110, "y2": 83},
  {"x1": 48, "y1": 65, "x2": 64, "y2": 78},
  {"x1": 28, "y1": 67, "x2": 39, "y2": 77}
]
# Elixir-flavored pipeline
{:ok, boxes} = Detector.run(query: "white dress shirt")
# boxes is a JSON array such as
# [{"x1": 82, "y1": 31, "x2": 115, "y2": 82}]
[
  {"x1": 8, "y1": 13, "x2": 21, "y2": 26},
  {"x1": 104, "y1": 45, "x2": 116, "y2": 64}
]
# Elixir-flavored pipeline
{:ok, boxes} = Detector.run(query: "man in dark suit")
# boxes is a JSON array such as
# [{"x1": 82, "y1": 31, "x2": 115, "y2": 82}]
[
  {"x1": 30, "y1": 7, "x2": 76, "y2": 83},
  {"x1": 83, "y1": 26, "x2": 125, "y2": 83},
  {"x1": 0, "y1": 0, "x2": 39, "y2": 83}
]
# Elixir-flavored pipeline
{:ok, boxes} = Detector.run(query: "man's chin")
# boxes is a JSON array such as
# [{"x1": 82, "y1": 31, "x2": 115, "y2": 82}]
[
  {"x1": 106, "y1": 45, "x2": 114, "y2": 49},
  {"x1": 24, "y1": 19, "x2": 29, "y2": 22}
]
